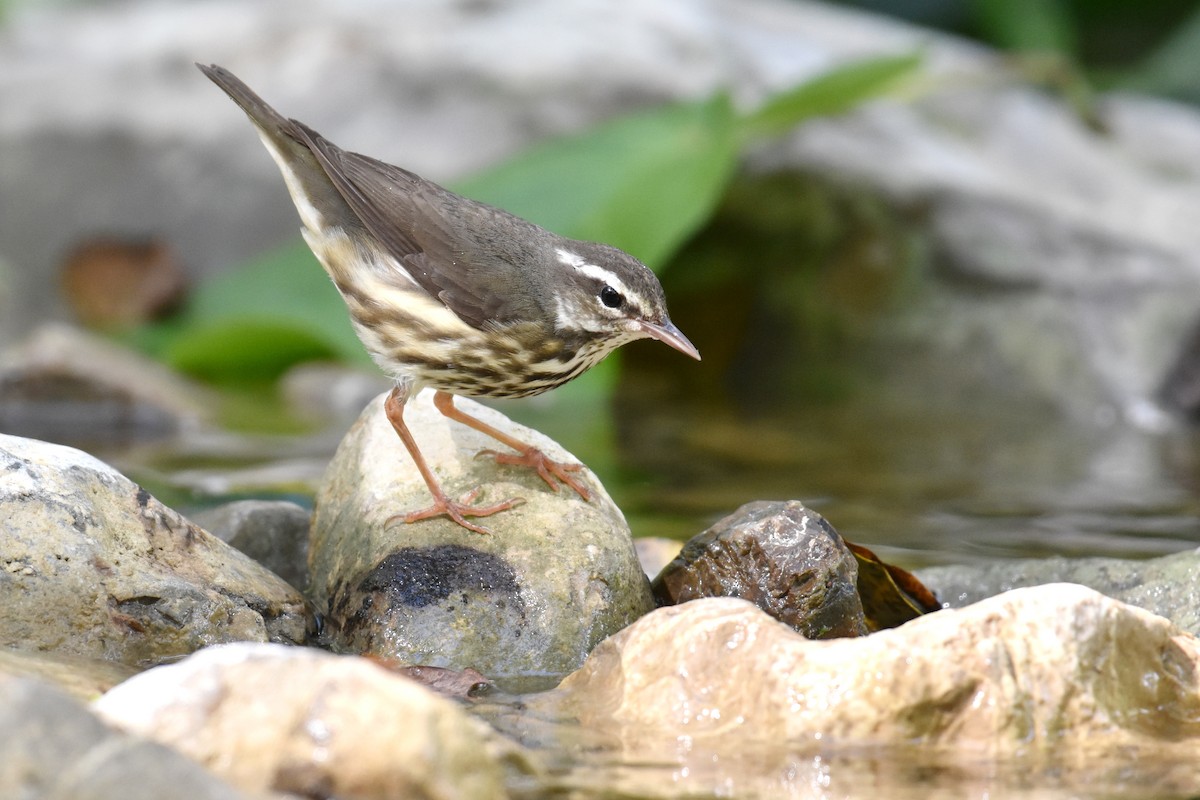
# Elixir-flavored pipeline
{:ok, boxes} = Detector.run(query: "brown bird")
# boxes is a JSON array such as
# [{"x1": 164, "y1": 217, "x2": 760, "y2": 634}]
[{"x1": 198, "y1": 64, "x2": 700, "y2": 534}]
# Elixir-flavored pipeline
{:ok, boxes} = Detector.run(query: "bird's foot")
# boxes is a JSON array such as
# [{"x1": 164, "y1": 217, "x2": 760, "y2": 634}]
[
  {"x1": 476, "y1": 447, "x2": 591, "y2": 501},
  {"x1": 387, "y1": 487, "x2": 524, "y2": 536}
]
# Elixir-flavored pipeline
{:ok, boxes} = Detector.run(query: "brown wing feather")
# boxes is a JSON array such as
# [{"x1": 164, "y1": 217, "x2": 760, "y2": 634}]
[{"x1": 291, "y1": 121, "x2": 544, "y2": 330}]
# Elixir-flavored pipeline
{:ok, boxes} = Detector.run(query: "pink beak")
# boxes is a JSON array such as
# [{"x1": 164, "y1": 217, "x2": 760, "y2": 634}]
[{"x1": 636, "y1": 319, "x2": 701, "y2": 361}]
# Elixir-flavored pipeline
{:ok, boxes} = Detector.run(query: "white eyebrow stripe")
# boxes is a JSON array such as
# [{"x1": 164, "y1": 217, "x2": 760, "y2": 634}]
[
  {"x1": 556, "y1": 248, "x2": 633, "y2": 300},
  {"x1": 555, "y1": 248, "x2": 586, "y2": 268}
]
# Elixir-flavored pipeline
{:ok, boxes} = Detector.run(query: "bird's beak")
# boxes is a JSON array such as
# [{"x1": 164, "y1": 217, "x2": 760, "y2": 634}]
[{"x1": 635, "y1": 319, "x2": 701, "y2": 361}]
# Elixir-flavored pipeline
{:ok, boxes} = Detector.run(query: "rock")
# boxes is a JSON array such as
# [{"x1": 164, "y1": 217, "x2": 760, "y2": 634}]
[
  {"x1": 918, "y1": 548, "x2": 1200, "y2": 635},
  {"x1": 0, "y1": 434, "x2": 307, "y2": 667},
  {"x1": 94, "y1": 642, "x2": 526, "y2": 800},
  {"x1": 280, "y1": 362, "x2": 391, "y2": 423},
  {"x1": 192, "y1": 500, "x2": 311, "y2": 592},
  {"x1": 0, "y1": 323, "x2": 210, "y2": 445},
  {"x1": 309, "y1": 389, "x2": 654, "y2": 679},
  {"x1": 543, "y1": 586, "x2": 1200, "y2": 760},
  {"x1": 0, "y1": 675, "x2": 253, "y2": 800},
  {"x1": 0, "y1": 646, "x2": 137, "y2": 702},
  {"x1": 651, "y1": 500, "x2": 867, "y2": 638}
]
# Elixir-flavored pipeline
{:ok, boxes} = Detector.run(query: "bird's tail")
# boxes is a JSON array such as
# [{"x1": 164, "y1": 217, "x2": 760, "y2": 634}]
[{"x1": 197, "y1": 63, "x2": 355, "y2": 236}]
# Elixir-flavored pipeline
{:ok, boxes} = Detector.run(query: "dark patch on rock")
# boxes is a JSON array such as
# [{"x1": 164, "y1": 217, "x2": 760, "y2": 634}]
[{"x1": 358, "y1": 545, "x2": 521, "y2": 610}]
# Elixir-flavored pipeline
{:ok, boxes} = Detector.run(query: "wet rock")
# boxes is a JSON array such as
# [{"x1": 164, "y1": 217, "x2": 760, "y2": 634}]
[
  {"x1": 0, "y1": 646, "x2": 137, "y2": 702},
  {"x1": 193, "y1": 500, "x2": 311, "y2": 592},
  {"x1": 0, "y1": 675, "x2": 252, "y2": 800},
  {"x1": 94, "y1": 642, "x2": 527, "y2": 800},
  {"x1": 0, "y1": 323, "x2": 210, "y2": 445},
  {"x1": 309, "y1": 390, "x2": 654, "y2": 679},
  {"x1": 544, "y1": 585, "x2": 1200, "y2": 760},
  {"x1": 0, "y1": 434, "x2": 307, "y2": 667},
  {"x1": 918, "y1": 548, "x2": 1200, "y2": 635},
  {"x1": 651, "y1": 500, "x2": 867, "y2": 639}
]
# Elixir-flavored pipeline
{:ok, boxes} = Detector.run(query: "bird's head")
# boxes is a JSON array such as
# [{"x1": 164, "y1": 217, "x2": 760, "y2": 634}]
[{"x1": 546, "y1": 241, "x2": 700, "y2": 361}]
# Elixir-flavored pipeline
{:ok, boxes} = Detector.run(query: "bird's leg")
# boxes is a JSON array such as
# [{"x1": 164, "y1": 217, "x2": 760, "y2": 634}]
[
  {"x1": 384, "y1": 385, "x2": 522, "y2": 535},
  {"x1": 432, "y1": 391, "x2": 591, "y2": 501}
]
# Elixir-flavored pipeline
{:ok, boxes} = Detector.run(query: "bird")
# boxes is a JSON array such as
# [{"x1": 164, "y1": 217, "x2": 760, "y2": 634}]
[{"x1": 198, "y1": 64, "x2": 700, "y2": 534}]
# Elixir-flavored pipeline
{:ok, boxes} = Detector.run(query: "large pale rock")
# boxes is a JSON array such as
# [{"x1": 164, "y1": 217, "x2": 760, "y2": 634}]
[
  {"x1": 0, "y1": 675, "x2": 252, "y2": 800},
  {"x1": 0, "y1": 434, "x2": 306, "y2": 666},
  {"x1": 94, "y1": 642, "x2": 525, "y2": 800},
  {"x1": 544, "y1": 585, "x2": 1200, "y2": 761},
  {"x1": 310, "y1": 390, "x2": 654, "y2": 678}
]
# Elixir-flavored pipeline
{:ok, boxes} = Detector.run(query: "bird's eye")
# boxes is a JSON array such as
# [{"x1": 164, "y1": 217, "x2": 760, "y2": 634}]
[{"x1": 599, "y1": 285, "x2": 624, "y2": 309}]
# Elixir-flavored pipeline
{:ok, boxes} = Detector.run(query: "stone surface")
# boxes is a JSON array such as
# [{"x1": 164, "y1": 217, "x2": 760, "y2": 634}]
[
  {"x1": 652, "y1": 500, "x2": 867, "y2": 638},
  {"x1": 94, "y1": 642, "x2": 524, "y2": 800},
  {"x1": 918, "y1": 548, "x2": 1200, "y2": 635},
  {"x1": 0, "y1": 646, "x2": 137, "y2": 702},
  {"x1": 0, "y1": 434, "x2": 307, "y2": 667},
  {"x1": 280, "y1": 362, "x2": 391, "y2": 424},
  {"x1": 544, "y1": 586, "x2": 1200, "y2": 762},
  {"x1": 193, "y1": 499, "x2": 311, "y2": 592},
  {"x1": 0, "y1": 323, "x2": 210, "y2": 445},
  {"x1": 310, "y1": 390, "x2": 655, "y2": 678},
  {"x1": 0, "y1": 674, "x2": 253, "y2": 800}
]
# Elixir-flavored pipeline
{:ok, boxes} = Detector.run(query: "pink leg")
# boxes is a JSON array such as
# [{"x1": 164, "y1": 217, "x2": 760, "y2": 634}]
[
  {"x1": 383, "y1": 386, "x2": 522, "y2": 535},
  {"x1": 432, "y1": 391, "x2": 591, "y2": 501}
]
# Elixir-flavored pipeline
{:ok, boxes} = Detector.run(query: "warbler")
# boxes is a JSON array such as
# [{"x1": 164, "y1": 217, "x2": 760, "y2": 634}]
[{"x1": 199, "y1": 64, "x2": 699, "y2": 534}]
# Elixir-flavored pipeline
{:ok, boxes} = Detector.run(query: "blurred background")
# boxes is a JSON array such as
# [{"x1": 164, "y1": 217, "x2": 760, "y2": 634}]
[{"x1": 4, "y1": 0, "x2": 1200, "y2": 566}]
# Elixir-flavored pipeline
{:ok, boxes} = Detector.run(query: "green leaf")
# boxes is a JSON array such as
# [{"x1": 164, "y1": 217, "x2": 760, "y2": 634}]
[
  {"x1": 164, "y1": 317, "x2": 340, "y2": 382},
  {"x1": 739, "y1": 51, "x2": 924, "y2": 141},
  {"x1": 133, "y1": 240, "x2": 371, "y2": 383},
  {"x1": 183, "y1": 240, "x2": 367, "y2": 364},
  {"x1": 454, "y1": 92, "x2": 740, "y2": 269}
]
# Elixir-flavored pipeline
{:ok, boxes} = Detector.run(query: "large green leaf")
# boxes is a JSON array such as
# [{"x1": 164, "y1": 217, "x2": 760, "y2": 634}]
[
  {"x1": 181, "y1": 240, "x2": 367, "y2": 364},
  {"x1": 164, "y1": 317, "x2": 339, "y2": 382},
  {"x1": 454, "y1": 92, "x2": 740, "y2": 269},
  {"x1": 739, "y1": 51, "x2": 924, "y2": 140}
]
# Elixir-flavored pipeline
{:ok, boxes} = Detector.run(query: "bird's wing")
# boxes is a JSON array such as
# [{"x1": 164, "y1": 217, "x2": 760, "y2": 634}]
[{"x1": 292, "y1": 121, "x2": 537, "y2": 330}]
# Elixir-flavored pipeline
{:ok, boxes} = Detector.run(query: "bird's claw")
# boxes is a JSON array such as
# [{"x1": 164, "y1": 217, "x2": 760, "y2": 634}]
[
  {"x1": 475, "y1": 448, "x2": 591, "y2": 501},
  {"x1": 386, "y1": 487, "x2": 525, "y2": 536}
]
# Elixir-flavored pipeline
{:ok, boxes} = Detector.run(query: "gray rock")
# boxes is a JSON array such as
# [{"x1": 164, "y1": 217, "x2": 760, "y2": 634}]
[
  {"x1": 192, "y1": 499, "x2": 311, "y2": 592},
  {"x1": 0, "y1": 434, "x2": 307, "y2": 667},
  {"x1": 0, "y1": 646, "x2": 137, "y2": 702},
  {"x1": 918, "y1": 548, "x2": 1200, "y2": 636},
  {"x1": 0, "y1": 323, "x2": 210, "y2": 445},
  {"x1": 280, "y1": 362, "x2": 392, "y2": 424},
  {"x1": 651, "y1": 500, "x2": 868, "y2": 639},
  {"x1": 309, "y1": 389, "x2": 655, "y2": 679},
  {"x1": 0, "y1": 675, "x2": 252, "y2": 800},
  {"x1": 94, "y1": 642, "x2": 526, "y2": 800}
]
